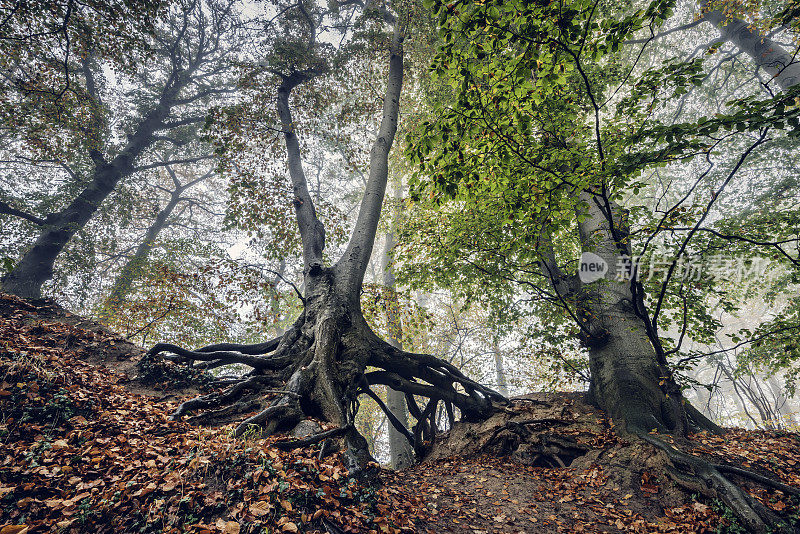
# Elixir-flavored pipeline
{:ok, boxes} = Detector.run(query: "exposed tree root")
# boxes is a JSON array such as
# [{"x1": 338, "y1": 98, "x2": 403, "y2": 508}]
[
  {"x1": 320, "y1": 517, "x2": 346, "y2": 534},
  {"x1": 638, "y1": 432, "x2": 799, "y2": 534},
  {"x1": 422, "y1": 392, "x2": 800, "y2": 532},
  {"x1": 145, "y1": 293, "x2": 508, "y2": 476},
  {"x1": 684, "y1": 402, "x2": 724, "y2": 434},
  {"x1": 484, "y1": 417, "x2": 590, "y2": 468},
  {"x1": 273, "y1": 426, "x2": 350, "y2": 450},
  {"x1": 714, "y1": 464, "x2": 800, "y2": 496}
]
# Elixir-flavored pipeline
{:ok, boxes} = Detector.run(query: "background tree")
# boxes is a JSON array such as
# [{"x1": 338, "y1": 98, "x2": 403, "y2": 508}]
[
  {"x1": 0, "y1": 0, "x2": 243, "y2": 298},
  {"x1": 380, "y1": 183, "x2": 415, "y2": 469},
  {"x1": 98, "y1": 163, "x2": 218, "y2": 320}
]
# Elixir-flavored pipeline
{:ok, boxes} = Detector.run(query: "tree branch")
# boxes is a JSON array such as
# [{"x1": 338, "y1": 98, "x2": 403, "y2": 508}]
[{"x1": 0, "y1": 201, "x2": 46, "y2": 225}]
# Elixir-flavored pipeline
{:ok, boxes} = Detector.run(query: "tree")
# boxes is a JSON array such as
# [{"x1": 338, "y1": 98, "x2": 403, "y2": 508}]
[
  {"x1": 0, "y1": 0, "x2": 242, "y2": 298},
  {"x1": 702, "y1": 1, "x2": 800, "y2": 92},
  {"x1": 98, "y1": 164, "x2": 217, "y2": 320},
  {"x1": 402, "y1": 0, "x2": 800, "y2": 529},
  {"x1": 145, "y1": 0, "x2": 504, "y2": 476},
  {"x1": 380, "y1": 184, "x2": 415, "y2": 469}
]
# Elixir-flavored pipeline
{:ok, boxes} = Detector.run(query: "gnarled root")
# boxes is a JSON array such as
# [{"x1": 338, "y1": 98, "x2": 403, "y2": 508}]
[
  {"x1": 145, "y1": 310, "x2": 507, "y2": 475},
  {"x1": 639, "y1": 432, "x2": 799, "y2": 534}
]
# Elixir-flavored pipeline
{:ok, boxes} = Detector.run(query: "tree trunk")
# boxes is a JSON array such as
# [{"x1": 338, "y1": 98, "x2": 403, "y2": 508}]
[
  {"x1": 565, "y1": 193, "x2": 800, "y2": 531},
  {"x1": 576, "y1": 191, "x2": 691, "y2": 435},
  {"x1": 492, "y1": 336, "x2": 509, "y2": 398},
  {"x1": 767, "y1": 375, "x2": 798, "y2": 426},
  {"x1": 1, "y1": 84, "x2": 180, "y2": 299},
  {"x1": 702, "y1": 5, "x2": 800, "y2": 92},
  {"x1": 268, "y1": 259, "x2": 287, "y2": 337},
  {"x1": 561, "y1": 1, "x2": 800, "y2": 438},
  {"x1": 692, "y1": 382, "x2": 714, "y2": 420},
  {"x1": 99, "y1": 192, "x2": 181, "y2": 320},
  {"x1": 146, "y1": 19, "x2": 505, "y2": 476},
  {"x1": 0, "y1": 0, "x2": 225, "y2": 300},
  {"x1": 2, "y1": 166, "x2": 125, "y2": 299},
  {"x1": 380, "y1": 186, "x2": 414, "y2": 470}
]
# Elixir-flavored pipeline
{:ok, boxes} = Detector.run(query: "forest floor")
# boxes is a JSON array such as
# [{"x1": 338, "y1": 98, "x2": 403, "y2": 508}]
[{"x1": 1, "y1": 292, "x2": 799, "y2": 533}]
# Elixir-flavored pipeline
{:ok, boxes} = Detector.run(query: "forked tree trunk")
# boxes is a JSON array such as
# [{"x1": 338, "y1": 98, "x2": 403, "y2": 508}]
[{"x1": 146, "y1": 18, "x2": 505, "y2": 475}]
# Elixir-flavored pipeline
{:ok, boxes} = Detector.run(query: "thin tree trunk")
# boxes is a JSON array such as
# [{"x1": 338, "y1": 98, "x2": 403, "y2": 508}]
[
  {"x1": 492, "y1": 336, "x2": 510, "y2": 398},
  {"x1": 98, "y1": 166, "x2": 212, "y2": 319},
  {"x1": 381, "y1": 185, "x2": 414, "y2": 469},
  {"x1": 767, "y1": 376, "x2": 798, "y2": 425},
  {"x1": 269, "y1": 259, "x2": 287, "y2": 337},
  {"x1": 693, "y1": 382, "x2": 714, "y2": 419},
  {"x1": 99, "y1": 192, "x2": 182, "y2": 320},
  {"x1": 334, "y1": 23, "x2": 404, "y2": 301}
]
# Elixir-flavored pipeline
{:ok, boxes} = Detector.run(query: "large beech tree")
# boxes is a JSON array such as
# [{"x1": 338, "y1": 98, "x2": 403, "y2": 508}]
[
  {"x1": 145, "y1": 0, "x2": 505, "y2": 474},
  {"x1": 402, "y1": 0, "x2": 800, "y2": 530}
]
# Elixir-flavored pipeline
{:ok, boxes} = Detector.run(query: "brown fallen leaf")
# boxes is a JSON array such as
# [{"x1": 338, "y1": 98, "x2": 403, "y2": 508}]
[{"x1": 249, "y1": 501, "x2": 271, "y2": 517}]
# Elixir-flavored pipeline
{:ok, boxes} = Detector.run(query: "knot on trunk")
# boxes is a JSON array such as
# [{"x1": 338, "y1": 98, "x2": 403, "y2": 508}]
[{"x1": 578, "y1": 325, "x2": 611, "y2": 348}]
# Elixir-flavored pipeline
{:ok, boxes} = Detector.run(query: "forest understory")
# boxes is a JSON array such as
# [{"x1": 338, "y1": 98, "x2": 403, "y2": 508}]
[{"x1": 2, "y1": 293, "x2": 799, "y2": 534}]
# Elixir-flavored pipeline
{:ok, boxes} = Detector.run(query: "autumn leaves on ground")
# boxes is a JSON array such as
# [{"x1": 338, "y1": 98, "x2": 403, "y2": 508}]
[{"x1": 1, "y1": 293, "x2": 798, "y2": 534}]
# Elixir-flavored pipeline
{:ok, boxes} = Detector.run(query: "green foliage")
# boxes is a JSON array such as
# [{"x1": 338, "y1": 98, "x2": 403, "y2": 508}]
[{"x1": 398, "y1": 0, "x2": 800, "y2": 388}]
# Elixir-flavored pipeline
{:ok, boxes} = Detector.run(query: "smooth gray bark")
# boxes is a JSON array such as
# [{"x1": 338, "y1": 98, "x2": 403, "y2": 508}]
[
  {"x1": 576, "y1": 191, "x2": 688, "y2": 434},
  {"x1": 334, "y1": 23, "x2": 404, "y2": 302},
  {"x1": 276, "y1": 73, "x2": 327, "y2": 273},
  {"x1": 148, "y1": 4, "x2": 506, "y2": 478},
  {"x1": 251, "y1": 18, "x2": 407, "y2": 467},
  {"x1": 492, "y1": 336, "x2": 510, "y2": 398},
  {"x1": 380, "y1": 185, "x2": 414, "y2": 470},
  {"x1": 703, "y1": 6, "x2": 800, "y2": 91}
]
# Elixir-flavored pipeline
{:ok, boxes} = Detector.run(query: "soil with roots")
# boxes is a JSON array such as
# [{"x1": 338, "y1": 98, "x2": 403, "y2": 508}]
[
  {"x1": 140, "y1": 269, "x2": 507, "y2": 476},
  {"x1": 2, "y1": 293, "x2": 800, "y2": 533},
  {"x1": 400, "y1": 392, "x2": 800, "y2": 532}
]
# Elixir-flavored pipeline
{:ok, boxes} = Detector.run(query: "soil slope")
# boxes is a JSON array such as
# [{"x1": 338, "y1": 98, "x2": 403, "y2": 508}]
[{"x1": 1, "y1": 293, "x2": 798, "y2": 533}]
